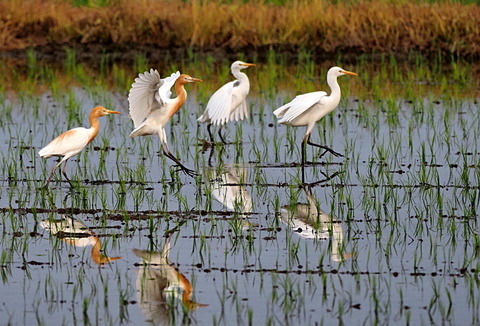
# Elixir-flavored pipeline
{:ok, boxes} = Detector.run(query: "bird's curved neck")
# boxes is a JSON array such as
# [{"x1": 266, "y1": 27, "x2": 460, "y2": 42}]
[
  {"x1": 327, "y1": 74, "x2": 341, "y2": 100},
  {"x1": 232, "y1": 69, "x2": 248, "y2": 82},
  {"x1": 88, "y1": 112, "x2": 101, "y2": 143},
  {"x1": 169, "y1": 82, "x2": 187, "y2": 119}
]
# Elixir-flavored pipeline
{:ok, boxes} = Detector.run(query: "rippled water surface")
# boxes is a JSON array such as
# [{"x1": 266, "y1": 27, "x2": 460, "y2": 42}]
[{"x1": 0, "y1": 53, "x2": 479, "y2": 325}]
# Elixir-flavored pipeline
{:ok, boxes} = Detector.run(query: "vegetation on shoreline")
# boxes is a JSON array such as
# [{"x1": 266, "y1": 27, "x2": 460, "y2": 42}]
[{"x1": 0, "y1": 0, "x2": 479, "y2": 58}]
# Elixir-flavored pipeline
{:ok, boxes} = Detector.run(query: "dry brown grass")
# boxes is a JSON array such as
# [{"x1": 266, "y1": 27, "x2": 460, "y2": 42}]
[{"x1": 0, "y1": 0, "x2": 479, "y2": 57}]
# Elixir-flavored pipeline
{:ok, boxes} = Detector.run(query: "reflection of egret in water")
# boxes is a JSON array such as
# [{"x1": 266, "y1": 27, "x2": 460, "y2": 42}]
[
  {"x1": 40, "y1": 217, "x2": 121, "y2": 264},
  {"x1": 133, "y1": 236, "x2": 207, "y2": 324},
  {"x1": 204, "y1": 164, "x2": 252, "y2": 213},
  {"x1": 279, "y1": 187, "x2": 351, "y2": 262}
]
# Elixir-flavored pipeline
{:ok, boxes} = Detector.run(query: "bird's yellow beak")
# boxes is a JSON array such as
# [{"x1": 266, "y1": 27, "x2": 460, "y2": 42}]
[
  {"x1": 107, "y1": 110, "x2": 121, "y2": 114},
  {"x1": 341, "y1": 70, "x2": 357, "y2": 76},
  {"x1": 241, "y1": 63, "x2": 256, "y2": 67}
]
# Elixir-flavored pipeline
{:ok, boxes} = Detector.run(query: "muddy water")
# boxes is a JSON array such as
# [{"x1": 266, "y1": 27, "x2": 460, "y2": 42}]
[{"x1": 0, "y1": 57, "x2": 479, "y2": 325}]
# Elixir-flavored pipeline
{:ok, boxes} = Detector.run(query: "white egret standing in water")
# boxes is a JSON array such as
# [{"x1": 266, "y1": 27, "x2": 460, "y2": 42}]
[
  {"x1": 273, "y1": 66, "x2": 356, "y2": 182},
  {"x1": 197, "y1": 61, "x2": 256, "y2": 144},
  {"x1": 38, "y1": 106, "x2": 120, "y2": 187}
]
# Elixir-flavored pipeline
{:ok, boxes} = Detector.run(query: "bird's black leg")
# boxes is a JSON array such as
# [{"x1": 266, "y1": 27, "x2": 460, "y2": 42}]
[
  {"x1": 306, "y1": 135, "x2": 343, "y2": 158},
  {"x1": 301, "y1": 136, "x2": 307, "y2": 184},
  {"x1": 61, "y1": 159, "x2": 73, "y2": 185},
  {"x1": 163, "y1": 149, "x2": 197, "y2": 177},
  {"x1": 218, "y1": 125, "x2": 227, "y2": 144},
  {"x1": 207, "y1": 124, "x2": 215, "y2": 144},
  {"x1": 43, "y1": 160, "x2": 64, "y2": 188}
]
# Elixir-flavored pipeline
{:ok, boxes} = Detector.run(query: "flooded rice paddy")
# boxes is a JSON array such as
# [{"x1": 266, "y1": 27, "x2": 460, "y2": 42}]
[{"x1": 0, "y1": 51, "x2": 479, "y2": 325}]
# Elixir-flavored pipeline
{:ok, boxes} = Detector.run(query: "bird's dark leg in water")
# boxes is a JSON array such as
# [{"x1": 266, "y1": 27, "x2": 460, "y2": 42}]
[
  {"x1": 301, "y1": 134, "x2": 343, "y2": 185},
  {"x1": 60, "y1": 160, "x2": 74, "y2": 185},
  {"x1": 218, "y1": 125, "x2": 227, "y2": 144},
  {"x1": 162, "y1": 148, "x2": 197, "y2": 177},
  {"x1": 207, "y1": 123, "x2": 215, "y2": 144},
  {"x1": 305, "y1": 134, "x2": 343, "y2": 159},
  {"x1": 207, "y1": 123, "x2": 228, "y2": 145},
  {"x1": 301, "y1": 136, "x2": 307, "y2": 183}
]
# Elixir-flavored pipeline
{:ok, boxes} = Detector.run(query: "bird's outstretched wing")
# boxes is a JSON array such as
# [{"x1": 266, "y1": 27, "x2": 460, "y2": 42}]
[
  {"x1": 198, "y1": 81, "x2": 237, "y2": 126},
  {"x1": 273, "y1": 91, "x2": 327, "y2": 123},
  {"x1": 128, "y1": 70, "x2": 180, "y2": 128},
  {"x1": 158, "y1": 71, "x2": 180, "y2": 104}
]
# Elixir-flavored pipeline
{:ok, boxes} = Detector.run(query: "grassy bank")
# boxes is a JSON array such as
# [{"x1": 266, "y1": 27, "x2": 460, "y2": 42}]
[{"x1": 0, "y1": 0, "x2": 479, "y2": 58}]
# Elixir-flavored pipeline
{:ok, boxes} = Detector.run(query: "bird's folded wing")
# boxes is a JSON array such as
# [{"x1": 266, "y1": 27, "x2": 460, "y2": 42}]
[
  {"x1": 203, "y1": 81, "x2": 236, "y2": 125},
  {"x1": 128, "y1": 69, "x2": 163, "y2": 127},
  {"x1": 158, "y1": 71, "x2": 180, "y2": 104},
  {"x1": 274, "y1": 91, "x2": 327, "y2": 123},
  {"x1": 39, "y1": 127, "x2": 91, "y2": 157}
]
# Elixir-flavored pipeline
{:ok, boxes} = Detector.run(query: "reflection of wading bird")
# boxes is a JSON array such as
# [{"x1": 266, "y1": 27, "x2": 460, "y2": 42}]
[
  {"x1": 40, "y1": 217, "x2": 121, "y2": 264},
  {"x1": 205, "y1": 165, "x2": 252, "y2": 213},
  {"x1": 128, "y1": 70, "x2": 202, "y2": 177},
  {"x1": 273, "y1": 67, "x2": 356, "y2": 181},
  {"x1": 133, "y1": 237, "x2": 207, "y2": 324},
  {"x1": 279, "y1": 187, "x2": 351, "y2": 262},
  {"x1": 197, "y1": 61, "x2": 256, "y2": 144},
  {"x1": 38, "y1": 106, "x2": 120, "y2": 187}
]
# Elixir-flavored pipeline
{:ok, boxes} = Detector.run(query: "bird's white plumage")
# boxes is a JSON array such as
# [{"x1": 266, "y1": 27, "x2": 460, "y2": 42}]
[
  {"x1": 197, "y1": 61, "x2": 253, "y2": 126},
  {"x1": 273, "y1": 66, "x2": 356, "y2": 136},
  {"x1": 273, "y1": 91, "x2": 327, "y2": 123},
  {"x1": 199, "y1": 81, "x2": 248, "y2": 125},
  {"x1": 128, "y1": 69, "x2": 180, "y2": 128},
  {"x1": 38, "y1": 127, "x2": 94, "y2": 159},
  {"x1": 158, "y1": 71, "x2": 181, "y2": 104}
]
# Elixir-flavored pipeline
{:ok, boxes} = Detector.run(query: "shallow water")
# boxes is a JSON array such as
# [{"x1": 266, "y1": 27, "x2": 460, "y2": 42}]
[{"x1": 0, "y1": 55, "x2": 479, "y2": 325}]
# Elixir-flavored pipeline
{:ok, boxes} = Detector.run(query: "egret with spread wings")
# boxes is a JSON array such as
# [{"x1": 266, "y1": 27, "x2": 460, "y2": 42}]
[
  {"x1": 128, "y1": 70, "x2": 202, "y2": 177},
  {"x1": 274, "y1": 66, "x2": 356, "y2": 162},
  {"x1": 197, "y1": 61, "x2": 255, "y2": 144}
]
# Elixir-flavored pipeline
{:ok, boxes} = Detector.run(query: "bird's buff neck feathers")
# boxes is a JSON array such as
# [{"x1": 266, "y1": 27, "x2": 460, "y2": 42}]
[
  {"x1": 87, "y1": 108, "x2": 103, "y2": 144},
  {"x1": 168, "y1": 82, "x2": 188, "y2": 120}
]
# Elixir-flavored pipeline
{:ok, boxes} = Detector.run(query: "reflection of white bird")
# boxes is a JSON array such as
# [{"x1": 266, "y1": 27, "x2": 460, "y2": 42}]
[
  {"x1": 128, "y1": 70, "x2": 202, "y2": 176},
  {"x1": 198, "y1": 61, "x2": 256, "y2": 144},
  {"x1": 206, "y1": 165, "x2": 252, "y2": 213},
  {"x1": 279, "y1": 188, "x2": 351, "y2": 262},
  {"x1": 38, "y1": 106, "x2": 120, "y2": 187},
  {"x1": 41, "y1": 217, "x2": 121, "y2": 264},
  {"x1": 274, "y1": 66, "x2": 356, "y2": 164},
  {"x1": 133, "y1": 238, "x2": 206, "y2": 324}
]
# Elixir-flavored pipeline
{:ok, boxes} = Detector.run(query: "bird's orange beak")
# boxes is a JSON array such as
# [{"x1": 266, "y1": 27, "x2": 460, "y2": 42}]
[
  {"x1": 241, "y1": 63, "x2": 256, "y2": 67},
  {"x1": 107, "y1": 110, "x2": 121, "y2": 114},
  {"x1": 342, "y1": 70, "x2": 357, "y2": 76},
  {"x1": 188, "y1": 77, "x2": 203, "y2": 83}
]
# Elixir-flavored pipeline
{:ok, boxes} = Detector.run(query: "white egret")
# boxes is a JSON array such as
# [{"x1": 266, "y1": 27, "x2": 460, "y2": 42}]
[
  {"x1": 197, "y1": 61, "x2": 256, "y2": 144},
  {"x1": 128, "y1": 70, "x2": 202, "y2": 177},
  {"x1": 38, "y1": 106, "x2": 120, "y2": 187},
  {"x1": 274, "y1": 66, "x2": 357, "y2": 165}
]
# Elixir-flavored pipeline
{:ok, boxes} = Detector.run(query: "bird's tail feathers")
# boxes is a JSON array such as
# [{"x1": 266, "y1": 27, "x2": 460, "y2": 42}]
[
  {"x1": 129, "y1": 124, "x2": 147, "y2": 138},
  {"x1": 38, "y1": 148, "x2": 49, "y2": 157},
  {"x1": 273, "y1": 106, "x2": 289, "y2": 118},
  {"x1": 197, "y1": 113, "x2": 209, "y2": 123}
]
